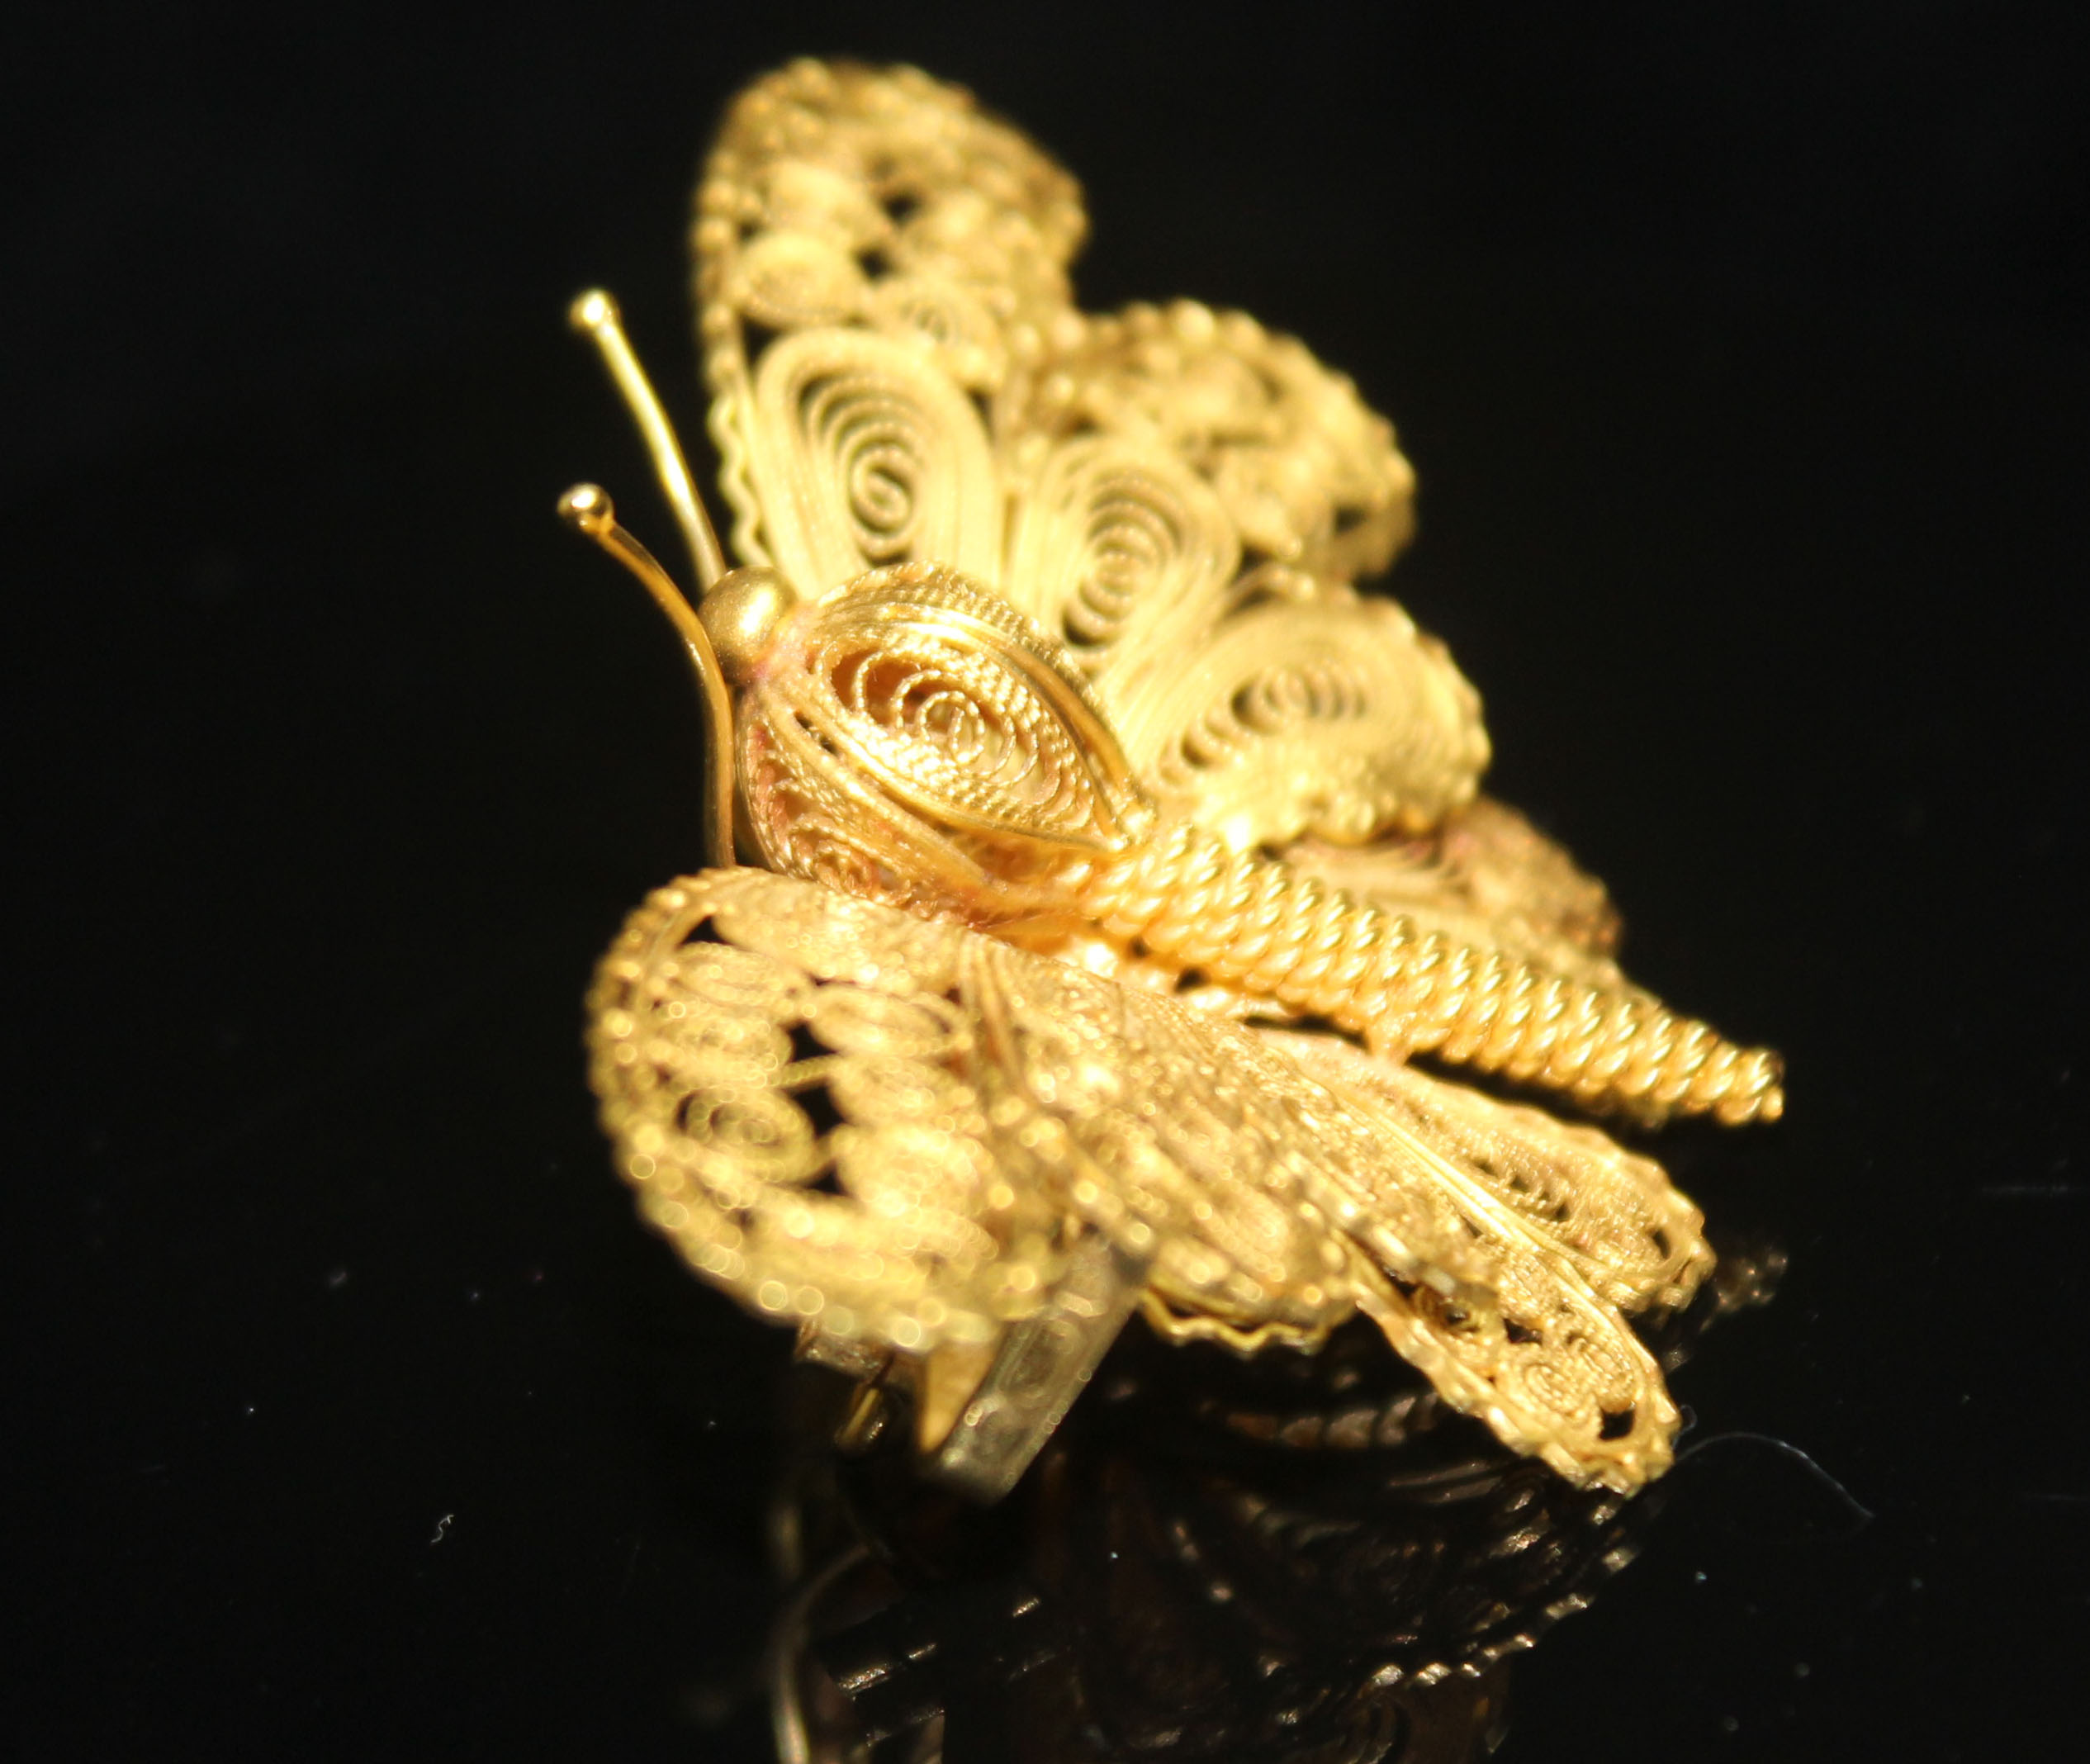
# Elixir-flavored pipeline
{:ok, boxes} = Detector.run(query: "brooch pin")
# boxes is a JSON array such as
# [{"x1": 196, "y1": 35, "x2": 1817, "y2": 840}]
[{"x1": 562, "y1": 59, "x2": 1782, "y2": 1502}]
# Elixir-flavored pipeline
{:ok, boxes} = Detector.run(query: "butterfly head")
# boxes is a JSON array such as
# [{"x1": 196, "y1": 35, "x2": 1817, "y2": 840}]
[{"x1": 698, "y1": 566, "x2": 800, "y2": 685}]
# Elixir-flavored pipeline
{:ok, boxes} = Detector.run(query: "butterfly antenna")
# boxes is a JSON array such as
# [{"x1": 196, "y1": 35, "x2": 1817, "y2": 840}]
[
  {"x1": 557, "y1": 483, "x2": 737, "y2": 870},
  {"x1": 568, "y1": 289, "x2": 729, "y2": 591}
]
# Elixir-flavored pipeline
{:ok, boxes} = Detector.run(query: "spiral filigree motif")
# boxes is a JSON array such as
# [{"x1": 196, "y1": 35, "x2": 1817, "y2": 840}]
[
  {"x1": 1128, "y1": 590, "x2": 1488, "y2": 844},
  {"x1": 594, "y1": 875, "x2": 1034, "y2": 1354},
  {"x1": 746, "y1": 330, "x2": 1001, "y2": 593},
  {"x1": 1362, "y1": 1242, "x2": 1675, "y2": 1488},
  {"x1": 813, "y1": 636, "x2": 1088, "y2": 832},
  {"x1": 1005, "y1": 437, "x2": 1238, "y2": 660},
  {"x1": 697, "y1": 60, "x2": 1083, "y2": 569},
  {"x1": 1026, "y1": 300, "x2": 1418, "y2": 580},
  {"x1": 740, "y1": 565, "x2": 1152, "y2": 911},
  {"x1": 1001, "y1": 436, "x2": 1488, "y2": 847}
]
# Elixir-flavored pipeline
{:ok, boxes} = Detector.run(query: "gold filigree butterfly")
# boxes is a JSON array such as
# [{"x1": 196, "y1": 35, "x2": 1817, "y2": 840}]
[{"x1": 562, "y1": 59, "x2": 1781, "y2": 1501}]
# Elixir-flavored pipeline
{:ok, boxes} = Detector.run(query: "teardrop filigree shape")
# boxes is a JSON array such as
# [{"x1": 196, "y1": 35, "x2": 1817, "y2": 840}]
[{"x1": 739, "y1": 562, "x2": 1154, "y2": 916}]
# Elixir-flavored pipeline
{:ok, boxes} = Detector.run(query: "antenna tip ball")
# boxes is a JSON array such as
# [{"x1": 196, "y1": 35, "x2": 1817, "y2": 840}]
[
  {"x1": 568, "y1": 288, "x2": 621, "y2": 333},
  {"x1": 557, "y1": 482, "x2": 614, "y2": 533}
]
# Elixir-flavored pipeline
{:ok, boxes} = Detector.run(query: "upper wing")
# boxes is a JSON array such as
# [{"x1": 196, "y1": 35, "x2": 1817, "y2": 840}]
[
  {"x1": 590, "y1": 866, "x2": 1706, "y2": 1491},
  {"x1": 587, "y1": 865, "x2": 1464, "y2": 1359},
  {"x1": 693, "y1": 60, "x2": 1078, "y2": 592},
  {"x1": 694, "y1": 60, "x2": 1486, "y2": 851},
  {"x1": 997, "y1": 300, "x2": 1486, "y2": 846}
]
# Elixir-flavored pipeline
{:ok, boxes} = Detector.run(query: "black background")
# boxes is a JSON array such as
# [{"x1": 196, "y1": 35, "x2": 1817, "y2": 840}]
[{"x1": 8, "y1": 3, "x2": 2088, "y2": 1758}]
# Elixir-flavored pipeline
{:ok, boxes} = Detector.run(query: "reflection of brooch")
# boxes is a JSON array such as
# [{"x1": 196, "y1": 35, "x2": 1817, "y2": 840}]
[
  {"x1": 562, "y1": 59, "x2": 1783, "y2": 1502},
  {"x1": 765, "y1": 1250, "x2": 1780, "y2": 1761}
]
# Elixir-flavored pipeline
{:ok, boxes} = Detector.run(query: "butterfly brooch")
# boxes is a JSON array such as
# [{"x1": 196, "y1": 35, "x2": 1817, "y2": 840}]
[{"x1": 562, "y1": 59, "x2": 1782, "y2": 1502}]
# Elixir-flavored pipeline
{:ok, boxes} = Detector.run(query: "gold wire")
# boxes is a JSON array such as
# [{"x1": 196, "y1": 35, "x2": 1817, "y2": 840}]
[
  {"x1": 568, "y1": 288, "x2": 729, "y2": 592},
  {"x1": 557, "y1": 483, "x2": 736, "y2": 870}
]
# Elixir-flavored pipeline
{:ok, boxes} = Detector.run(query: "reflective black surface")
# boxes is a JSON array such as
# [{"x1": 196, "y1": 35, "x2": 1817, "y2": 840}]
[
  {"x1": 10, "y1": 5, "x2": 2088, "y2": 1758},
  {"x1": 766, "y1": 1254, "x2": 1776, "y2": 1764}
]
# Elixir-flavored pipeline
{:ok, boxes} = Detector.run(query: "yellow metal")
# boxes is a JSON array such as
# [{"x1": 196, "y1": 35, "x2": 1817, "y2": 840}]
[
  {"x1": 567, "y1": 60, "x2": 1785, "y2": 1501},
  {"x1": 568, "y1": 289, "x2": 728, "y2": 591},
  {"x1": 557, "y1": 484, "x2": 735, "y2": 870}
]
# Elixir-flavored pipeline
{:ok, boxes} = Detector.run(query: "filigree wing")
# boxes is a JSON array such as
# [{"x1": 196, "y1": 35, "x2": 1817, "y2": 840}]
[
  {"x1": 955, "y1": 933, "x2": 1496, "y2": 1348},
  {"x1": 1001, "y1": 299, "x2": 1488, "y2": 846},
  {"x1": 694, "y1": 60, "x2": 1082, "y2": 592},
  {"x1": 1256, "y1": 1027, "x2": 1709, "y2": 1489},
  {"x1": 590, "y1": 870, "x2": 1052, "y2": 1355},
  {"x1": 589, "y1": 866, "x2": 1398, "y2": 1359},
  {"x1": 1259, "y1": 1029, "x2": 1713, "y2": 1314},
  {"x1": 694, "y1": 61, "x2": 1488, "y2": 848},
  {"x1": 593, "y1": 865, "x2": 1390, "y2": 1494},
  {"x1": 590, "y1": 868, "x2": 1700, "y2": 1492}
]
